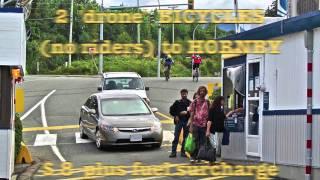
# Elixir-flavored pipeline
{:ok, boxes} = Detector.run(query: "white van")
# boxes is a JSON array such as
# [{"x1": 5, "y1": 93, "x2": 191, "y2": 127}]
[{"x1": 97, "y1": 72, "x2": 150, "y2": 104}]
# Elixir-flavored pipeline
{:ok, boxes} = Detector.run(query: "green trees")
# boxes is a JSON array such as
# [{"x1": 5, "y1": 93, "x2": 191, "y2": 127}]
[
  {"x1": 26, "y1": 0, "x2": 228, "y2": 75},
  {"x1": 265, "y1": 0, "x2": 278, "y2": 17}
]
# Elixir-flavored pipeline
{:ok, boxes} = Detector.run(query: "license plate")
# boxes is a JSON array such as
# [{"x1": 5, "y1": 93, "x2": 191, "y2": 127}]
[{"x1": 130, "y1": 134, "x2": 142, "y2": 142}]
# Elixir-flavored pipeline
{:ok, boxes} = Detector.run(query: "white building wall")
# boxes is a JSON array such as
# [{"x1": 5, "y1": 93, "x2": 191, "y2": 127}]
[
  {"x1": 313, "y1": 28, "x2": 320, "y2": 108},
  {"x1": 264, "y1": 32, "x2": 307, "y2": 110},
  {"x1": 0, "y1": 13, "x2": 26, "y2": 69}
]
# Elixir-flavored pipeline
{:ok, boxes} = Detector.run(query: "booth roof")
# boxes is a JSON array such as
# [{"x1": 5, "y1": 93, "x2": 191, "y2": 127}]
[{"x1": 220, "y1": 11, "x2": 320, "y2": 40}]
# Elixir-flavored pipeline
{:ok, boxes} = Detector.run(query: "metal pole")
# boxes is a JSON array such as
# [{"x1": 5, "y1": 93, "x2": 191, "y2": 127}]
[
  {"x1": 192, "y1": 24, "x2": 200, "y2": 77},
  {"x1": 192, "y1": 24, "x2": 200, "y2": 41},
  {"x1": 68, "y1": 0, "x2": 74, "y2": 66},
  {"x1": 99, "y1": 0, "x2": 104, "y2": 74},
  {"x1": 170, "y1": 6, "x2": 177, "y2": 44},
  {"x1": 137, "y1": 0, "x2": 140, "y2": 43},
  {"x1": 215, "y1": 24, "x2": 217, "y2": 39},
  {"x1": 37, "y1": 61, "x2": 39, "y2": 74},
  {"x1": 157, "y1": 0, "x2": 161, "y2": 78},
  {"x1": 304, "y1": 30, "x2": 314, "y2": 180}
]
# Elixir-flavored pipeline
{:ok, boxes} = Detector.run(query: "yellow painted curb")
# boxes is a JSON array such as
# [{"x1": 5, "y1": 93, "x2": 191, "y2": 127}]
[{"x1": 16, "y1": 142, "x2": 33, "y2": 164}]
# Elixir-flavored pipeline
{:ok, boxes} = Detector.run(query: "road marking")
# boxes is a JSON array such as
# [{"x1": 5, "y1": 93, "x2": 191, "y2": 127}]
[
  {"x1": 129, "y1": 176, "x2": 165, "y2": 180},
  {"x1": 37, "y1": 90, "x2": 66, "y2": 162},
  {"x1": 199, "y1": 177, "x2": 228, "y2": 180},
  {"x1": 156, "y1": 112, "x2": 172, "y2": 121},
  {"x1": 23, "y1": 125, "x2": 79, "y2": 132},
  {"x1": 163, "y1": 130, "x2": 174, "y2": 142},
  {"x1": 23, "y1": 118, "x2": 172, "y2": 132},
  {"x1": 75, "y1": 132, "x2": 93, "y2": 144},
  {"x1": 20, "y1": 90, "x2": 56, "y2": 121},
  {"x1": 34, "y1": 134, "x2": 57, "y2": 146}
]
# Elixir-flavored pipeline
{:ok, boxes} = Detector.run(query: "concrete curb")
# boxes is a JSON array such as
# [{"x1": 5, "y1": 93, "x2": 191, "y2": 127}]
[{"x1": 13, "y1": 157, "x2": 42, "y2": 180}]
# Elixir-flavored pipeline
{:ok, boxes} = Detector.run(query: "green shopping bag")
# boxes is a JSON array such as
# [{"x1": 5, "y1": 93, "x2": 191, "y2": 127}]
[{"x1": 184, "y1": 133, "x2": 195, "y2": 153}]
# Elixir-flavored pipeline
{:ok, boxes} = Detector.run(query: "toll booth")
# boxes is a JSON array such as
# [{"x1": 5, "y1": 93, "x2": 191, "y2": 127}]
[
  {"x1": 0, "y1": 8, "x2": 26, "y2": 179},
  {"x1": 221, "y1": 12, "x2": 320, "y2": 180}
]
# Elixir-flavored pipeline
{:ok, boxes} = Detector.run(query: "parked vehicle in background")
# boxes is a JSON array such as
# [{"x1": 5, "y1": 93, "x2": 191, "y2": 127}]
[
  {"x1": 97, "y1": 72, "x2": 151, "y2": 104},
  {"x1": 79, "y1": 92, "x2": 163, "y2": 150}
]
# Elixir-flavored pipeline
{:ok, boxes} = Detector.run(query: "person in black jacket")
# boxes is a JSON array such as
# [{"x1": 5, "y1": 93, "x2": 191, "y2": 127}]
[
  {"x1": 169, "y1": 89, "x2": 191, "y2": 158},
  {"x1": 206, "y1": 96, "x2": 235, "y2": 157}
]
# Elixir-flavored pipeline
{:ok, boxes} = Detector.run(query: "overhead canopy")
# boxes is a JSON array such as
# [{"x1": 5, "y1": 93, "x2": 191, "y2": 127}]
[{"x1": 221, "y1": 11, "x2": 320, "y2": 40}]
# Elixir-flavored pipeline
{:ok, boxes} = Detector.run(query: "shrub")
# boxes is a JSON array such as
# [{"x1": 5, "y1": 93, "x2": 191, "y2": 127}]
[{"x1": 15, "y1": 113, "x2": 23, "y2": 160}]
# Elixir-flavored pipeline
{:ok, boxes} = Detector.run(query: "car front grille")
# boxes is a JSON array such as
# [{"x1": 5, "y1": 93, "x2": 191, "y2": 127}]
[{"x1": 118, "y1": 127, "x2": 151, "y2": 133}]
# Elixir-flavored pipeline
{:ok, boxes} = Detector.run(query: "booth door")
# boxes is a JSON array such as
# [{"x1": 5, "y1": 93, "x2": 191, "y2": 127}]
[{"x1": 246, "y1": 60, "x2": 262, "y2": 157}]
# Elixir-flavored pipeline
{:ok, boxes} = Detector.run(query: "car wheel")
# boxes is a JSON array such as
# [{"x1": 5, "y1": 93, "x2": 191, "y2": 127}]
[
  {"x1": 79, "y1": 121, "x2": 88, "y2": 139},
  {"x1": 95, "y1": 130, "x2": 104, "y2": 150}
]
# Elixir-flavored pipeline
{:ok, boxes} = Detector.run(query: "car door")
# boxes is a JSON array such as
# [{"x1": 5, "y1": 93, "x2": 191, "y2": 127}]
[
  {"x1": 87, "y1": 96, "x2": 99, "y2": 136},
  {"x1": 80, "y1": 97, "x2": 93, "y2": 136}
]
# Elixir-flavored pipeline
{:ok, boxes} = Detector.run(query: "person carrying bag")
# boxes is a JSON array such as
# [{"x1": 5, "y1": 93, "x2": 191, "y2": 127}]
[{"x1": 187, "y1": 86, "x2": 210, "y2": 163}]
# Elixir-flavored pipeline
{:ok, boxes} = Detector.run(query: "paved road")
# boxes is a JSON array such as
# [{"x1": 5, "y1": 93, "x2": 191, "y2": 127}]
[{"x1": 20, "y1": 76, "x2": 258, "y2": 180}]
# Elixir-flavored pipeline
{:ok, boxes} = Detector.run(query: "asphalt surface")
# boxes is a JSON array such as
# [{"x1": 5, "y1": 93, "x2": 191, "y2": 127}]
[{"x1": 20, "y1": 76, "x2": 258, "y2": 180}]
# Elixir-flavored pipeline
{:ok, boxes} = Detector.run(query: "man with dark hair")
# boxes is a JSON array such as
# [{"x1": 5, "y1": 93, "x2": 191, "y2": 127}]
[{"x1": 169, "y1": 89, "x2": 191, "y2": 158}]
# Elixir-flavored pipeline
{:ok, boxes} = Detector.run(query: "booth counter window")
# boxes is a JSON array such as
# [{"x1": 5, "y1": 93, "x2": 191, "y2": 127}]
[{"x1": 248, "y1": 63, "x2": 260, "y2": 98}]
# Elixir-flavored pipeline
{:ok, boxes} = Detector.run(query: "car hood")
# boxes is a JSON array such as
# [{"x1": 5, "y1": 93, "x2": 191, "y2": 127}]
[
  {"x1": 101, "y1": 115, "x2": 157, "y2": 128},
  {"x1": 101, "y1": 90, "x2": 147, "y2": 99}
]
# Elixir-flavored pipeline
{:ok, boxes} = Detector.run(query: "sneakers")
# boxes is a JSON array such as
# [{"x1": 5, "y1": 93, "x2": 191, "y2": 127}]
[{"x1": 169, "y1": 152, "x2": 177, "y2": 158}]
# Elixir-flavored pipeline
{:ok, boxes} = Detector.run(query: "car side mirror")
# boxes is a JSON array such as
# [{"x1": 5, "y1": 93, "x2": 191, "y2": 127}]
[
  {"x1": 97, "y1": 86, "x2": 102, "y2": 91},
  {"x1": 151, "y1": 107, "x2": 158, "y2": 113},
  {"x1": 89, "y1": 109, "x2": 96, "y2": 114},
  {"x1": 145, "y1": 87, "x2": 150, "y2": 91}
]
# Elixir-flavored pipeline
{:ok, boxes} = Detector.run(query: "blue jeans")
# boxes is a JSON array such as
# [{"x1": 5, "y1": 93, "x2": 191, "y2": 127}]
[
  {"x1": 191, "y1": 125, "x2": 206, "y2": 159},
  {"x1": 171, "y1": 120, "x2": 189, "y2": 153}
]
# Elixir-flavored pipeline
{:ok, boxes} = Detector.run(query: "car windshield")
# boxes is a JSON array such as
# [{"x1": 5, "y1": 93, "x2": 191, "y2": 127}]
[
  {"x1": 101, "y1": 98, "x2": 151, "y2": 116},
  {"x1": 104, "y1": 77, "x2": 144, "y2": 90}
]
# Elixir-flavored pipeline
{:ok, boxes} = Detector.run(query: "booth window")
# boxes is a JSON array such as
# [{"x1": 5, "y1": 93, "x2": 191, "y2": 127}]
[
  {"x1": 248, "y1": 100, "x2": 259, "y2": 135},
  {"x1": 248, "y1": 63, "x2": 260, "y2": 97},
  {"x1": 223, "y1": 64, "x2": 246, "y2": 114}
]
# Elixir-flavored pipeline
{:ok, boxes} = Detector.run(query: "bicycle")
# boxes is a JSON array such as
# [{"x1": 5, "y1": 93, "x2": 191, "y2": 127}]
[
  {"x1": 192, "y1": 63, "x2": 200, "y2": 82},
  {"x1": 164, "y1": 65, "x2": 170, "y2": 81},
  {"x1": 193, "y1": 67, "x2": 199, "y2": 82}
]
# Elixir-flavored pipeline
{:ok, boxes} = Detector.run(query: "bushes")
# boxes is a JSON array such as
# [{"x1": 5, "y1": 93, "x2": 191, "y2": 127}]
[
  {"x1": 15, "y1": 113, "x2": 23, "y2": 160},
  {"x1": 44, "y1": 55, "x2": 221, "y2": 77}
]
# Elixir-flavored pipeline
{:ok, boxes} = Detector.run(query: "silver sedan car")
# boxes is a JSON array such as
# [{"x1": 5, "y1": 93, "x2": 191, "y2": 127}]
[{"x1": 79, "y1": 92, "x2": 163, "y2": 150}]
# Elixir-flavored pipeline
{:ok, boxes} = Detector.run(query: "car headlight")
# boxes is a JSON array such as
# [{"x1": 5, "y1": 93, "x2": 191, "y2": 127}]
[
  {"x1": 151, "y1": 121, "x2": 162, "y2": 131},
  {"x1": 101, "y1": 124, "x2": 119, "y2": 132}
]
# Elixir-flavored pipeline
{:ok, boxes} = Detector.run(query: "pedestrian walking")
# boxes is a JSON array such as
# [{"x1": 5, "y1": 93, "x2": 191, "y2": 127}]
[
  {"x1": 206, "y1": 96, "x2": 240, "y2": 157},
  {"x1": 187, "y1": 86, "x2": 210, "y2": 163},
  {"x1": 169, "y1": 89, "x2": 191, "y2": 158}
]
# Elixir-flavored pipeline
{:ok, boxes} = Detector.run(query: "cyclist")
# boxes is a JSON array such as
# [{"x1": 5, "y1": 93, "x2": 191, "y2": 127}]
[
  {"x1": 162, "y1": 54, "x2": 174, "y2": 81},
  {"x1": 192, "y1": 55, "x2": 202, "y2": 81}
]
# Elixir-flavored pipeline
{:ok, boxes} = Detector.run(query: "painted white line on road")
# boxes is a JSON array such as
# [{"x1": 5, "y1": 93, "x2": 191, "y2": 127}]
[
  {"x1": 21, "y1": 90, "x2": 56, "y2": 121},
  {"x1": 163, "y1": 130, "x2": 174, "y2": 142},
  {"x1": 38, "y1": 90, "x2": 66, "y2": 162},
  {"x1": 34, "y1": 134, "x2": 57, "y2": 146},
  {"x1": 75, "y1": 132, "x2": 93, "y2": 144}
]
